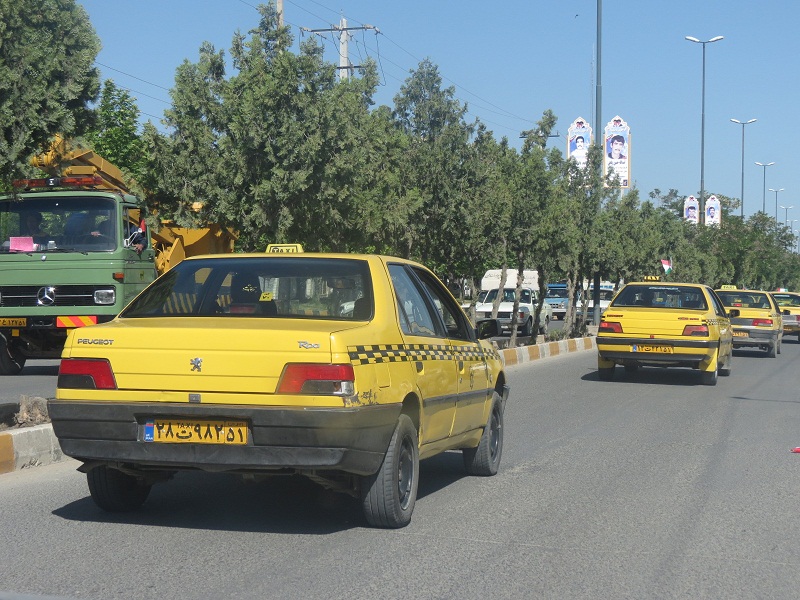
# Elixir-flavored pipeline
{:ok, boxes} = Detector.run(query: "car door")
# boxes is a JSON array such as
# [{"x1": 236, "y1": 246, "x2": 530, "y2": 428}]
[
  {"x1": 409, "y1": 266, "x2": 491, "y2": 438},
  {"x1": 388, "y1": 264, "x2": 458, "y2": 444},
  {"x1": 708, "y1": 288, "x2": 733, "y2": 357}
]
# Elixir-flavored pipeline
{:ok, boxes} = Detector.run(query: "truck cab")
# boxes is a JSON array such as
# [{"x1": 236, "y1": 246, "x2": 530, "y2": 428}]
[{"x1": 0, "y1": 177, "x2": 156, "y2": 374}]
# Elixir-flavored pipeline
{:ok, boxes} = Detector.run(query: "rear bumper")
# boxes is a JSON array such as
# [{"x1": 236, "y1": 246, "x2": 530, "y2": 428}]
[
  {"x1": 731, "y1": 328, "x2": 779, "y2": 348},
  {"x1": 48, "y1": 400, "x2": 402, "y2": 476},
  {"x1": 597, "y1": 336, "x2": 718, "y2": 367}
]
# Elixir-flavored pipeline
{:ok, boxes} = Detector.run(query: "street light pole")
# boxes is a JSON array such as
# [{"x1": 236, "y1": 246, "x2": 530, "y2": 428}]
[
  {"x1": 769, "y1": 188, "x2": 784, "y2": 222},
  {"x1": 730, "y1": 118, "x2": 756, "y2": 218},
  {"x1": 686, "y1": 35, "x2": 724, "y2": 224},
  {"x1": 756, "y1": 162, "x2": 775, "y2": 213},
  {"x1": 780, "y1": 205, "x2": 794, "y2": 225}
]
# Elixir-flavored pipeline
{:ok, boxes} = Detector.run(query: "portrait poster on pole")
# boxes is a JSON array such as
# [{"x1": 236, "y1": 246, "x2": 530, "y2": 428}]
[
  {"x1": 683, "y1": 196, "x2": 699, "y2": 224},
  {"x1": 705, "y1": 195, "x2": 721, "y2": 226},
  {"x1": 603, "y1": 116, "x2": 631, "y2": 188},
  {"x1": 567, "y1": 117, "x2": 592, "y2": 170}
]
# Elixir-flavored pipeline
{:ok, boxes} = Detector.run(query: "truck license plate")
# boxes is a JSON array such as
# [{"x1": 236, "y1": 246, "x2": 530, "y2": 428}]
[{"x1": 0, "y1": 318, "x2": 26, "y2": 327}]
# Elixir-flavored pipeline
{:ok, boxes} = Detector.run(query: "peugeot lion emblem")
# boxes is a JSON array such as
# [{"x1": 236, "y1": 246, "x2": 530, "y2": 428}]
[
  {"x1": 190, "y1": 358, "x2": 202, "y2": 372},
  {"x1": 37, "y1": 286, "x2": 56, "y2": 306}
]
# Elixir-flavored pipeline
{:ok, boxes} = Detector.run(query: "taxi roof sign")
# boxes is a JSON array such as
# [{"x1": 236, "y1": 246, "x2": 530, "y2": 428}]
[
  {"x1": 643, "y1": 275, "x2": 661, "y2": 281},
  {"x1": 266, "y1": 244, "x2": 304, "y2": 253},
  {"x1": 720, "y1": 284, "x2": 738, "y2": 290}
]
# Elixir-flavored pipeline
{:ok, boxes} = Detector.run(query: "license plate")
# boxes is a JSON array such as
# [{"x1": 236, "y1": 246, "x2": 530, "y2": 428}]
[
  {"x1": 733, "y1": 331, "x2": 748, "y2": 337},
  {"x1": 0, "y1": 318, "x2": 26, "y2": 327},
  {"x1": 143, "y1": 419, "x2": 248, "y2": 445},
  {"x1": 631, "y1": 344, "x2": 673, "y2": 354}
]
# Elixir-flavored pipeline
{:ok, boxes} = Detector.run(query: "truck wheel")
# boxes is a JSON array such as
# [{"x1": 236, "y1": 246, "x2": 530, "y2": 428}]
[
  {"x1": 539, "y1": 317, "x2": 549, "y2": 336},
  {"x1": 87, "y1": 465, "x2": 151, "y2": 512},
  {"x1": 463, "y1": 392, "x2": 504, "y2": 476},
  {"x1": 361, "y1": 414, "x2": 419, "y2": 528},
  {"x1": 0, "y1": 339, "x2": 25, "y2": 375}
]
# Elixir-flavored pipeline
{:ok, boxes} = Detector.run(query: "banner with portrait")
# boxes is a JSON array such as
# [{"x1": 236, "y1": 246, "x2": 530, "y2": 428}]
[
  {"x1": 567, "y1": 117, "x2": 592, "y2": 170},
  {"x1": 705, "y1": 195, "x2": 721, "y2": 226},
  {"x1": 683, "y1": 196, "x2": 699, "y2": 224},
  {"x1": 603, "y1": 116, "x2": 631, "y2": 188}
]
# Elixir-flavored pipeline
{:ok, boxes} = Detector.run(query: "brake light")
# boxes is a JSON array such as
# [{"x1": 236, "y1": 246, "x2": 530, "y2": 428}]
[
  {"x1": 599, "y1": 321, "x2": 622, "y2": 333},
  {"x1": 58, "y1": 358, "x2": 117, "y2": 389},
  {"x1": 682, "y1": 325, "x2": 709, "y2": 336},
  {"x1": 752, "y1": 318, "x2": 773, "y2": 327},
  {"x1": 277, "y1": 364, "x2": 355, "y2": 396}
]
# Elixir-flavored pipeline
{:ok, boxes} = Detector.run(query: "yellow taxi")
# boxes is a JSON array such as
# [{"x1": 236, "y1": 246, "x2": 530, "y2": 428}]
[
  {"x1": 770, "y1": 291, "x2": 800, "y2": 340},
  {"x1": 49, "y1": 252, "x2": 509, "y2": 528},
  {"x1": 714, "y1": 287, "x2": 783, "y2": 357},
  {"x1": 597, "y1": 281, "x2": 736, "y2": 385}
]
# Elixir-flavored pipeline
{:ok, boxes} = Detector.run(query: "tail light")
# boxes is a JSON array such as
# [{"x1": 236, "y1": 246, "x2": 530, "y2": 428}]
[
  {"x1": 682, "y1": 325, "x2": 709, "y2": 336},
  {"x1": 58, "y1": 359, "x2": 117, "y2": 389},
  {"x1": 278, "y1": 364, "x2": 355, "y2": 396},
  {"x1": 599, "y1": 321, "x2": 622, "y2": 333},
  {"x1": 752, "y1": 318, "x2": 773, "y2": 327}
]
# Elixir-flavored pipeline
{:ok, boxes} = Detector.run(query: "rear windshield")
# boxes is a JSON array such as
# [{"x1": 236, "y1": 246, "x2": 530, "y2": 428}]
[
  {"x1": 121, "y1": 257, "x2": 373, "y2": 319},
  {"x1": 611, "y1": 285, "x2": 707, "y2": 310},
  {"x1": 771, "y1": 293, "x2": 800, "y2": 307},
  {"x1": 716, "y1": 291, "x2": 772, "y2": 309}
]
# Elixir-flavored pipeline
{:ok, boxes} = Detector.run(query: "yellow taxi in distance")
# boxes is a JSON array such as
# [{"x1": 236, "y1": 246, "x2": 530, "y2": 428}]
[
  {"x1": 714, "y1": 288, "x2": 783, "y2": 357},
  {"x1": 597, "y1": 282, "x2": 736, "y2": 385},
  {"x1": 49, "y1": 253, "x2": 509, "y2": 528},
  {"x1": 770, "y1": 291, "x2": 800, "y2": 340}
]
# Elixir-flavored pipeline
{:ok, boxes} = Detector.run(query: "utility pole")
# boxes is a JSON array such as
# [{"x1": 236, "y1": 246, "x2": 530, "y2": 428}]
[
  {"x1": 277, "y1": 0, "x2": 283, "y2": 26},
  {"x1": 301, "y1": 18, "x2": 378, "y2": 81}
]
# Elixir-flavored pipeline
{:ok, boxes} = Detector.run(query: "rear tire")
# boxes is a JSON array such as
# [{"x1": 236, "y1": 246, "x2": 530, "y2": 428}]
[
  {"x1": 539, "y1": 317, "x2": 549, "y2": 336},
  {"x1": 719, "y1": 353, "x2": 733, "y2": 376},
  {"x1": 463, "y1": 392, "x2": 504, "y2": 476},
  {"x1": 598, "y1": 366, "x2": 615, "y2": 381},
  {"x1": 767, "y1": 343, "x2": 777, "y2": 358},
  {"x1": 520, "y1": 318, "x2": 532, "y2": 337},
  {"x1": 361, "y1": 414, "x2": 419, "y2": 528},
  {"x1": 701, "y1": 360, "x2": 719, "y2": 386},
  {"x1": 87, "y1": 465, "x2": 151, "y2": 512},
  {"x1": 0, "y1": 338, "x2": 25, "y2": 375}
]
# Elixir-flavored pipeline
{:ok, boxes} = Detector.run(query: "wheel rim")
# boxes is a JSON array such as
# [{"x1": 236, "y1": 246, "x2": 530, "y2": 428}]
[
  {"x1": 489, "y1": 409, "x2": 501, "y2": 461},
  {"x1": 397, "y1": 436, "x2": 414, "y2": 510}
]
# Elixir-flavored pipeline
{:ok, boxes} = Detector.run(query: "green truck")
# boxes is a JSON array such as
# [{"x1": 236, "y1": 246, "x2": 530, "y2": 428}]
[{"x1": 0, "y1": 175, "x2": 157, "y2": 374}]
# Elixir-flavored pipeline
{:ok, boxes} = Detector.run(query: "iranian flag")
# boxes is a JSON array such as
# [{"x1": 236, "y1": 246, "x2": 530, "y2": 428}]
[{"x1": 661, "y1": 259, "x2": 672, "y2": 274}]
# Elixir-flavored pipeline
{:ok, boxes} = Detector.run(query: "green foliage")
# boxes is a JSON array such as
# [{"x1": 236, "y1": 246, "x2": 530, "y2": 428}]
[{"x1": 0, "y1": 0, "x2": 100, "y2": 182}]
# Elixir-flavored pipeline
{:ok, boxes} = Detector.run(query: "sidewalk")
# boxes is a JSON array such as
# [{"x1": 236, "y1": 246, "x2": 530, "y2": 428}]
[{"x1": 0, "y1": 334, "x2": 597, "y2": 475}]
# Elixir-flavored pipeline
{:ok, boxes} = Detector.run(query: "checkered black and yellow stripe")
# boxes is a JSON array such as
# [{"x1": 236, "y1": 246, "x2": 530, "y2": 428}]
[{"x1": 348, "y1": 343, "x2": 498, "y2": 365}]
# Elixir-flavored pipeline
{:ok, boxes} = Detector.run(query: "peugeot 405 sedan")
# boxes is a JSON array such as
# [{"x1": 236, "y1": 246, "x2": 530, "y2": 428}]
[
  {"x1": 597, "y1": 281, "x2": 737, "y2": 385},
  {"x1": 49, "y1": 251, "x2": 509, "y2": 528}
]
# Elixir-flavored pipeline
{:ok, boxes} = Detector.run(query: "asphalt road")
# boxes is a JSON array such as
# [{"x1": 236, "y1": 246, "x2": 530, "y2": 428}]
[{"x1": 3, "y1": 342, "x2": 800, "y2": 599}]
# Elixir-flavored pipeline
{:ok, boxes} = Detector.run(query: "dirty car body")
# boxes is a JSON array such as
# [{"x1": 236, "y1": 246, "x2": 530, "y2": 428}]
[{"x1": 49, "y1": 253, "x2": 508, "y2": 528}]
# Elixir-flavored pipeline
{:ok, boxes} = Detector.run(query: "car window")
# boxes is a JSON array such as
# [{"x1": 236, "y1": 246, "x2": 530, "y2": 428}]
[
  {"x1": 706, "y1": 289, "x2": 727, "y2": 317},
  {"x1": 612, "y1": 284, "x2": 707, "y2": 310},
  {"x1": 411, "y1": 267, "x2": 474, "y2": 341},
  {"x1": 121, "y1": 257, "x2": 372, "y2": 319},
  {"x1": 717, "y1": 291, "x2": 772, "y2": 310},
  {"x1": 388, "y1": 264, "x2": 439, "y2": 337}
]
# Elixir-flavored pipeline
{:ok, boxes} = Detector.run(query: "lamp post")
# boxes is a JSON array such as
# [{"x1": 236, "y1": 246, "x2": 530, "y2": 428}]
[
  {"x1": 730, "y1": 118, "x2": 756, "y2": 217},
  {"x1": 781, "y1": 205, "x2": 794, "y2": 225},
  {"x1": 769, "y1": 188, "x2": 784, "y2": 222},
  {"x1": 685, "y1": 35, "x2": 724, "y2": 223},
  {"x1": 756, "y1": 162, "x2": 775, "y2": 212}
]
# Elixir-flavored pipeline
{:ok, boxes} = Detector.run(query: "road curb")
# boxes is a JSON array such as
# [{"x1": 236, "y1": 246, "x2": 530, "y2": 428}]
[
  {"x1": 0, "y1": 335, "x2": 597, "y2": 474},
  {"x1": 0, "y1": 423, "x2": 63, "y2": 474},
  {"x1": 500, "y1": 335, "x2": 596, "y2": 367}
]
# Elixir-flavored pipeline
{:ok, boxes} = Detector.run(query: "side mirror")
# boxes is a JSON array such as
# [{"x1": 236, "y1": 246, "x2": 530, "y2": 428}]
[
  {"x1": 476, "y1": 318, "x2": 500, "y2": 339},
  {"x1": 727, "y1": 308, "x2": 740, "y2": 318}
]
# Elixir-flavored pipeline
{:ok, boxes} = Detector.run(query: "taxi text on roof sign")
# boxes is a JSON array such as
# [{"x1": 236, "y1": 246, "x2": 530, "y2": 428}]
[
  {"x1": 720, "y1": 284, "x2": 738, "y2": 290},
  {"x1": 266, "y1": 243, "x2": 304, "y2": 253}
]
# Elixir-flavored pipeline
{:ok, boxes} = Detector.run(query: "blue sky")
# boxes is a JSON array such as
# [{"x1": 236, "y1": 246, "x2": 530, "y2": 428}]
[{"x1": 78, "y1": 0, "x2": 800, "y2": 225}]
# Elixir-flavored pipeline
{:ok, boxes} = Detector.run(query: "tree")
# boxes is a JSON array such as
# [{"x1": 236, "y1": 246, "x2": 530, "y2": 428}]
[
  {"x1": 83, "y1": 80, "x2": 145, "y2": 182},
  {"x1": 0, "y1": 0, "x2": 100, "y2": 182}
]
